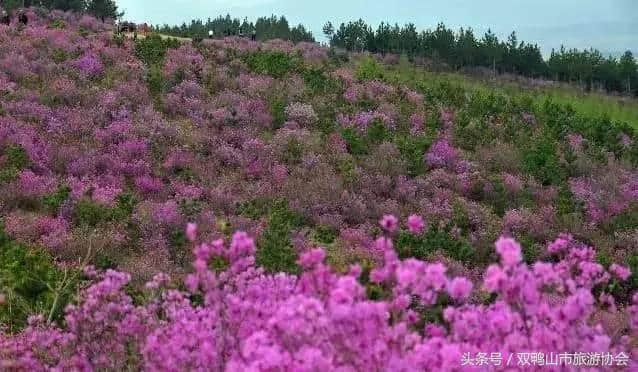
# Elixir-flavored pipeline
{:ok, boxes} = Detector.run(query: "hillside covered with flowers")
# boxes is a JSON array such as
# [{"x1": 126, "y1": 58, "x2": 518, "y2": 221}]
[{"x1": 1, "y1": 8, "x2": 638, "y2": 370}]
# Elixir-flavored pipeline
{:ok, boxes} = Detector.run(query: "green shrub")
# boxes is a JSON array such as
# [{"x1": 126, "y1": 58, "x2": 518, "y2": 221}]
[
  {"x1": 146, "y1": 64, "x2": 166, "y2": 99},
  {"x1": 0, "y1": 226, "x2": 78, "y2": 332},
  {"x1": 237, "y1": 198, "x2": 273, "y2": 220},
  {"x1": 337, "y1": 156, "x2": 359, "y2": 185},
  {"x1": 51, "y1": 48, "x2": 68, "y2": 63},
  {"x1": 302, "y1": 67, "x2": 338, "y2": 96},
  {"x1": 283, "y1": 138, "x2": 304, "y2": 165},
  {"x1": 269, "y1": 97, "x2": 287, "y2": 129},
  {"x1": 395, "y1": 135, "x2": 432, "y2": 177},
  {"x1": 42, "y1": 185, "x2": 71, "y2": 214},
  {"x1": 312, "y1": 225, "x2": 338, "y2": 245},
  {"x1": 135, "y1": 34, "x2": 180, "y2": 66},
  {"x1": 395, "y1": 227, "x2": 474, "y2": 263},
  {"x1": 168, "y1": 230, "x2": 188, "y2": 265},
  {"x1": 341, "y1": 128, "x2": 368, "y2": 156},
  {"x1": 521, "y1": 132, "x2": 565, "y2": 186},
  {"x1": 356, "y1": 57, "x2": 384, "y2": 81},
  {"x1": 49, "y1": 20, "x2": 67, "y2": 29},
  {"x1": 0, "y1": 145, "x2": 29, "y2": 183},
  {"x1": 244, "y1": 51, "x2": 300, "y2": 78},
  {"x1": 255, "y1": 199, "x2": 306, "y2": 274},
  {"x1": 73, "y1": 193, "x2": 137, "y2": 227},
  {"x1": 366, "y1": 121, "x2": 391, "y2": 144}
]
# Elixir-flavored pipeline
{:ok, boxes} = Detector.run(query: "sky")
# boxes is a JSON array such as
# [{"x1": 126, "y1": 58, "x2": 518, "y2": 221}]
[{"x1": 117, "y1": 0, "x2": 637, "y2": 57}]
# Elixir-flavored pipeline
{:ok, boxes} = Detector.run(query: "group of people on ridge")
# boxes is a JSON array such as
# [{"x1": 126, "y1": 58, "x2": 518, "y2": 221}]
[
  {"x1": 1, "y1": 9, "x2": 28, "y2": 27},
  {"x1": 208, "y1": 28, "x2": 257, "y2": 41}
]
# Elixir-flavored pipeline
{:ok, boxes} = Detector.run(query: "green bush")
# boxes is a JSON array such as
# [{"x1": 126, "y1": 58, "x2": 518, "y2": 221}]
[
  {"x1": 255, "y1": 199, "x2": 306, "y2": 274},
  {"x1": 0, "y1": 145, "x2": 29, "y2": 183},
  {"x1": 521, "y1": 132, "x2": 565, "y2": 186},
  {"x1": 302, "y1": 67, "x2": 335, "y2": 95},
  {"x1": 0, "y1": 226, "x2": 78, "y2": 332},
  {"x1": 395, "y1": 227, "x2": 474, "y2": 263},
  {"x1": 237, "y1": 198, "x2": 273, "y2": 220},
  {"x1": 73, "y1": 193, "x2": 137, "y2": 227},
  {"x1": 244, "y1": 51, "x2": 300, "y2": 78},
  {"x1": 146, "y1": 64, "x2": 166, "y2": 99},
  {"x1": 283, "y1": 138, "x2": 304, "y2": 165},
  {"x1": 135, "y1": 34, "x2": 180, "y2": 66},
  {"x1": 312, "y1": 225, "x2": 338, "y2": 245},
  {"x1": 356, "y1": 57, "x2": 384, "y2": 81},
  {"x1": 341, "y1": 128, "x2": 368, "y2": 156},
  {"x1": 269, "y1": 97, "x2": 287, "y2": 129},
  {"x1": 366, "y1": 121, "x2": 391, "y2": 144},
  {"x1": 395, "y1": 135, "x2": 432, "y2": 177},
  {"x1": 42, "y1": 185, "x2": 71, "y2": 214}
]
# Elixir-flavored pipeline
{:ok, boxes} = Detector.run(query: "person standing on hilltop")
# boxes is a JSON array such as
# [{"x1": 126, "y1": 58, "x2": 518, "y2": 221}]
[
  {"x1": 208, "y1": 29, "x2": 213, "y2": 39},
  {"x1": 251, "y1": 30, "x2": 256, "y2": 41},
  {"x1": 18, "y1": 11, "x2": 27, "y2": 27},
  {"x1": 1, "y1": 10, "x2": 10, "y2": 26}
]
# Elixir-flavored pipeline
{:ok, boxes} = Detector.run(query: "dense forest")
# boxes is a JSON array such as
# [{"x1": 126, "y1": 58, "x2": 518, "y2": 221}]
[
  {"x1": 154, "y1": 15, "x2": 638, "y2": 97},
  {"x1": 1, "y1": 0, "x2": 120, "y2": 19},
  {"x1": 154, "y1": 15, "x2": 315, "y2": 43},
  {"x1": 324, "y1": 20, "x2": 638, "y2": 96}
]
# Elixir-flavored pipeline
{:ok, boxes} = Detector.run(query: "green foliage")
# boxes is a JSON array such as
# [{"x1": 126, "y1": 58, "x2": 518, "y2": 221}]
[
  {"x1": 135, "y1": 34, "x2": 180, "y2": 66},
  {"x1": 312, "y1": 225, "x2": 338, "y2": 245},
  {"x1": 168, "y1": 230, "x2": 189, "y2": 265},
  {"x1": 302, "y1": 67, "x2": 331, "y2": 95},
  {"x1": 237, "y1": 198, "x2": 273, "y2": 219},
  {"x1": 49, "y1": 20, "x2": 67, "y2": 29},
  {"x1": 602, "y1": 207, "x2": 638, "y2": 234},
  {"x1": 154, "y1": 14, "x2": 315, "y2": 43},
  {"x1": 337, "y1": 156, "x2": 358, "y2": 185},
  {"x1": 178, "y1": 199, "x2": 203, "y2": 219},
  {"x1": 268, "y1": 97, "x2": 286, "y2": 129},
  {"x1": 78, "y1": 27, "x2": 90, "y2": 38},
  {"x1": 282, "y1": 138, "x2": 303, "y2": 165},
  {"x1": 51, "y1": 48, "x2": 69, "y2": 63},
  {"x1": 395, "y1": 135, "x2": 432, "y2": 176},
  {"x1": 0, "y1": 145, "x2": 29, "y2": 183},
  {"x1": 244, "y1": 51, "x2": 300, "y2": 78},
  {"x1": 356, "y1": 57, "x2": 384, "y2": 81},
  {"x1": 395, "y1": 227, "x2": 474, "y2": 263},
  {"x1": 340, "y1": 128, "x2": 368, "y2": 156},
  {"x1": 42, "y1": 185, "x2": 71, "y2": 214},
  {"x1": 366, "y1": 121, "x2": 391, "y2": 144},
  {"x1": 521, "y1": 132, "x2": 565, "y2": 186},
  {"x1": 72, "y1": 193, "x2": 136, "y2": 227},
  {"x1": 0, "y1": 226, "x2": 77, "y2": 332},
  {"x1": 467, "y1": 90, "x2": 508, "y2": 118},
  {"x1": 86, "y1": 0, "x2": 122, "y2": 20},
  {"x1": 254, "y1": 199, "x2": 306, "y2": 274},
  {"x1": 146, "y1": 64, "x2": 166, "y2": 99},
  {"x1": 419, "y1": 80, "x2": 466, "y2": 107}
]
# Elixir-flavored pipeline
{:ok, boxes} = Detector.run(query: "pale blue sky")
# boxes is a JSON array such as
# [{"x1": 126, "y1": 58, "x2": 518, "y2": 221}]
[{"x1": 117, "y1": 0, "x2": 637, "y2": 57}]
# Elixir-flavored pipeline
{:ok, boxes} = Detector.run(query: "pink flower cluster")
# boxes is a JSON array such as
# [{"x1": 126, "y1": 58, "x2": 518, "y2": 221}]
[{"x1": 1, "y1": 217, "x2": 637, "y2": 370}]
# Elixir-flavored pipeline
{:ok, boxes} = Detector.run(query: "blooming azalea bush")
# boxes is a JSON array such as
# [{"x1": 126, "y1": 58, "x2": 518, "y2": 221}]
[{"x1": 1, "y1": 217, "x2": 637, "y2": 370}]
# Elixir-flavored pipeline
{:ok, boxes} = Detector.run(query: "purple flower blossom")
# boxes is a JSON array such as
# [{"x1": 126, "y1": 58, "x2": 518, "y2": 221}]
[
  {"x1": 379, "y1": 214, "x2": 399, "y2": 233},
  {"x1": 72, "y1": 54, "x2": 104, "y2": 77},
  {"x1": 407, "y1": 214, "x2": 425, "y2": 235}
]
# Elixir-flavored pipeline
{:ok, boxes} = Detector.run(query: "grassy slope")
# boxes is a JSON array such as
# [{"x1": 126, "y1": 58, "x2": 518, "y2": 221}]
[{"x1": 385, "y1": 61, "x2": 638, "y2": 129}]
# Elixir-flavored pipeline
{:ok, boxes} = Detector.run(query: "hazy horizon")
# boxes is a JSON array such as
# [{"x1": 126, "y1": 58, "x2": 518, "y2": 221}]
[{"x1": 117, "y1": 0, "x2": 637, "y2": 58}]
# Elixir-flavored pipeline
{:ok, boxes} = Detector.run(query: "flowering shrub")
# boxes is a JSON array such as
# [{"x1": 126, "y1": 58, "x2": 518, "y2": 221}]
[
  {"x1": 71, "y1": 54, "x2": 104, "y2": 77},
  {"x1": 1, "y1": 218, "x2": 637, "y2": 370}
]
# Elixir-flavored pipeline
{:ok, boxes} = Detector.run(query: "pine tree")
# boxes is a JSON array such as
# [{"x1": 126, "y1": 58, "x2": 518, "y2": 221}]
[
  {"x1": 86, "y1": 0, "x2": 121, "y2": 22},
  {"x1": 619, "y1": 50, "x2": 637, "y2": 95}
]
